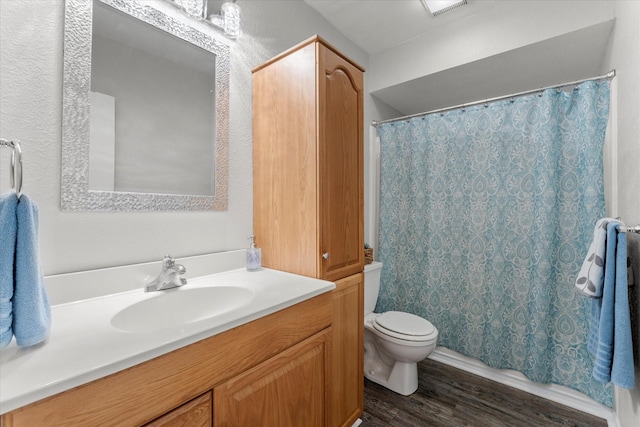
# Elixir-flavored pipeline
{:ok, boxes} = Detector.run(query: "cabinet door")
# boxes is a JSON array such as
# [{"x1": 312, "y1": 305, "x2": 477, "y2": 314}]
[
  {"x1": 214, "y1": 330, "x2": 330, "y2": 427},
  {"x1": 145, "y1": 392, "x2": 212, "y2": 427},
  {"x1": 318, "y1": 44, "x2": 364, "y2": 282},
  {"x1": 330, "y1": 273, "x2": 364, "y2": 427}
]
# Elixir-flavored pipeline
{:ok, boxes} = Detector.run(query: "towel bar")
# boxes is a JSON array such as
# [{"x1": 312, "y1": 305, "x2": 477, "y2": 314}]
[
  {"x1": 620, "y1": 224, "x2": 640, "y2": 234},
  {"x1": 0, "y1": 138, "x2": 22, "y2": 198}
]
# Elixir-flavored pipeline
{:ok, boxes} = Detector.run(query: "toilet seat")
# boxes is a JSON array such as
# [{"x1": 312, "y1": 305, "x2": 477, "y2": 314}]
[{"x1": 372, "y1": 311, "x2": 437, "y2": 342}]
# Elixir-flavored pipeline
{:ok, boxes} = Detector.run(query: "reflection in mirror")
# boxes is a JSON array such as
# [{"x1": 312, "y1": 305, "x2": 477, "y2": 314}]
[
  {"x1": 62, "y1": 0, "x2": 229, "y2": 211},
  {"x1": 91, "y1": 1, "x2": 216, "y2": 196}
]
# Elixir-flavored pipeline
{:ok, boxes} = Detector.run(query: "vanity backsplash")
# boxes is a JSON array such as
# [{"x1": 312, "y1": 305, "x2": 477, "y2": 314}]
[{"x1": 44, "y1": 250, "x2": 245, "y2": 305}]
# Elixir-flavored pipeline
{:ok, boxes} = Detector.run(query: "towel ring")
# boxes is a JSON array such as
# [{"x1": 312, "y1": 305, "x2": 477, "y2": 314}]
[{"x1": 0, "y1": 138, "x2": 23, "y2": 198}]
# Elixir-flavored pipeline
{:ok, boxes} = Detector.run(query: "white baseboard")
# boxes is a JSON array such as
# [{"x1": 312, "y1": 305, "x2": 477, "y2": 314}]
[{"x1": 429, "y1": 347, "x2": 619, "y2": 427}]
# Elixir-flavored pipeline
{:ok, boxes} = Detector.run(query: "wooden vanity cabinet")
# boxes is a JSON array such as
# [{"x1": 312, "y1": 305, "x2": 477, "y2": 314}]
[
  {"x1": 1, "y1": 293, "x2": 332, "y2": 427},
  {"x1": 252, "y1": 36, "x2": 365, "y2": 427}
]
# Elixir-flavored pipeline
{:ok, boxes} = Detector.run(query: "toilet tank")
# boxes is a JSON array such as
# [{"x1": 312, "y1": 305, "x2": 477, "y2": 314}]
[{"x1": 363, "y1": 261, "x2": 383, "y2": 315}]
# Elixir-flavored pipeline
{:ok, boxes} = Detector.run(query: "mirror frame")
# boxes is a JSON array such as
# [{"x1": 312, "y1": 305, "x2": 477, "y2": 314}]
[{"x1": 61, "y1": 0, "x2": 229, "y2": 211}]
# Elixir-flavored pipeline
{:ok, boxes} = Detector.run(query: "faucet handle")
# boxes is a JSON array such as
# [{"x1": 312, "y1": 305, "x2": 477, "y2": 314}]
[{"x1": 162, "y1": 255, "x2": 175, "y2": 269}]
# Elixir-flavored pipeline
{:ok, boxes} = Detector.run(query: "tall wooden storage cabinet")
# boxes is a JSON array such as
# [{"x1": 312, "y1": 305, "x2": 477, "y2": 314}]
[{"x1": 252, "y1": 36, "x2": 364, "y2": 427}]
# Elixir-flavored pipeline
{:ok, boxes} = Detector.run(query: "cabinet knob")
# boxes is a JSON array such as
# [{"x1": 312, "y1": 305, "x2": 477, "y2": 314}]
[{"x1": 322, "y1": 252, "x2": 330, "y2": 260}]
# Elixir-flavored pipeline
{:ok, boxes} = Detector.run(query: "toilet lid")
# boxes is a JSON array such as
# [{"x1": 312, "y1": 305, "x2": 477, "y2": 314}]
[{"x1": 372, "y1": 311, "x2": 437, "y2": 341}]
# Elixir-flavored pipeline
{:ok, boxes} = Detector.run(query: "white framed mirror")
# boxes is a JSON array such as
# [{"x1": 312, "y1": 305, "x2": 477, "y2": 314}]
[{"x1": 61, "y1": 0, "x2": 229, "y2": 211}]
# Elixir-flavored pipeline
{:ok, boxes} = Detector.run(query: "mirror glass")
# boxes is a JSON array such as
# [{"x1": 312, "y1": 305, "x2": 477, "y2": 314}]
[
  {"x1": 90, "y1": 1, "x2": 216, "y2": 196},
  {"x1": 62, "y1": 0, "x2": 229, "y2": 211}
]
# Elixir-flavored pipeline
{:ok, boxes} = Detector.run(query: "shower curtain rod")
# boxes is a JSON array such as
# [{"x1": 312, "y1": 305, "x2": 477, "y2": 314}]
[{"x1": 371, "y1": 70, "x2": 616, "y2": 127}]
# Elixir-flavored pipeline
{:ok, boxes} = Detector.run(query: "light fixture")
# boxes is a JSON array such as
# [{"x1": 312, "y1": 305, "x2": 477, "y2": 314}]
[
  {"x1": 210, "y1": 0, "x2": 241, "y2": 38},
  {"x1": 162, "y1": 0, "x2": 241, "y2": 39},
  {"x1": 179, "y1": 0, "x2": 207, "y2": 20},
  {"x1": 421, "y1": 0, "x2": 468, "y2": 16}
]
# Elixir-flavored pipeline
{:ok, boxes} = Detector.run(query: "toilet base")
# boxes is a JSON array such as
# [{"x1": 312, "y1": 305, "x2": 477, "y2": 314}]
[{"x1": 364, "y1": 359, "x2": 418, "y2": 396}]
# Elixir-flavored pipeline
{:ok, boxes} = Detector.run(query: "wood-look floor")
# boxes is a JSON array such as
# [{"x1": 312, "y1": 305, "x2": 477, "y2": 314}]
[{"x1": 362, "y1": 358, "x2": 607, "y2": 427}]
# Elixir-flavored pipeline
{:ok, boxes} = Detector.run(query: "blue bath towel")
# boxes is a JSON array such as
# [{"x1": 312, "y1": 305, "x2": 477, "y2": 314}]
[
  {"x1": 589, "y1": 221, "x2": 635, "y2": 389},
  {"x1": 0, "y1": 192, "x2": 51, "y2": 348},
  {"x1": 589, "y1": 221, "x2": 618, "y2": 382},
  {"x1": 610, "y1": 230, "x2": 634, "y2": 389},
  {"x1": 0, "y1": 192, "x2": 18, "y2": 347},
  {"x1": 12, "y1": 194, "x2": 51, "y2": 347}
]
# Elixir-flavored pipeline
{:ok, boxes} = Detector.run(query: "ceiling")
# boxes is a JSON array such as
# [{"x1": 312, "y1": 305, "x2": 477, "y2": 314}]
[
  {"x1": 302, "y1": 0, "x2": 614, "y2": 116},
  {"x1": 303, "y1": 0, "x2": 497, "y2": 56}
]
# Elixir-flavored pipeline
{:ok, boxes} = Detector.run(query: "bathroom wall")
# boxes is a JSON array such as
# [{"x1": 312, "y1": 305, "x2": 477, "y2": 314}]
[{"x1": 0, "y1": 0, "x2": 369, "y2": 275}]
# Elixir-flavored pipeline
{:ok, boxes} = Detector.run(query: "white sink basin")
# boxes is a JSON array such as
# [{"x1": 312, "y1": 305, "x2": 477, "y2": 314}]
[{"x1": 111, "y1": 286, "x2": 254, "y2": 333}]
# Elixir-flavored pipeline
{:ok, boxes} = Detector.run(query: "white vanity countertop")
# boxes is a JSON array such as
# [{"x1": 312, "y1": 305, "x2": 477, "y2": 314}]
[{"x1": 0, "y1": 267, "x2": 335, "y2": 414}]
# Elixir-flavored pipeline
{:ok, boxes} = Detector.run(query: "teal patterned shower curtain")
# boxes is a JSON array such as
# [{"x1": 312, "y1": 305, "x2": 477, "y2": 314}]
[{"x1": 376, "y1": 80, "x2": 612, "y2": 406}]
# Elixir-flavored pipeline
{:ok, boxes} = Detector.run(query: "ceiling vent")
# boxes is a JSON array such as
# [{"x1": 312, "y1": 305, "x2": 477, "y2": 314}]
[{"x1": 421, "y1": 0, "x2": 468, "y2": 17}]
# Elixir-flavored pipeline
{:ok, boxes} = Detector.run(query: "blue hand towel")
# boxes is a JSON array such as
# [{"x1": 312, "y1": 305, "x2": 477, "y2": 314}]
[
  {"x1": 575, "y1": 218, "x2": 610, "y2": 297},
  {"x1": 590, "y1": 221, "x2": 619, "y2": 382},
  {"x1": 610, "y1": 230, "x2": 634, "y2": 389},
  {"x1": 12, "y1": 194, "x2": 51, "y2": 347},
  {"x1": 0, "y1": 192, "x2": 18, "y2": 347}
]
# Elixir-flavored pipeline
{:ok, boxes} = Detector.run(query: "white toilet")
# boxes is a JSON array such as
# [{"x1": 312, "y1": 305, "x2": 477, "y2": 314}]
[{"x1": 363, "y1": 261, "x2": 438, "y2": 396}]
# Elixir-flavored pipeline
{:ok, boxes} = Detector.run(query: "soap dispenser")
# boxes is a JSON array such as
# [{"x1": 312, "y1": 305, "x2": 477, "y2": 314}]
[{"x1": 246, "y1": 235, "x2": 262, "y2": 272}]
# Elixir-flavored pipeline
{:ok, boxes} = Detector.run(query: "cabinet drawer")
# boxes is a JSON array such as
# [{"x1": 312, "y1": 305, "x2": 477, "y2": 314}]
[{"x1": 145, "y1": 392, "x2": 212, "y2": 427}]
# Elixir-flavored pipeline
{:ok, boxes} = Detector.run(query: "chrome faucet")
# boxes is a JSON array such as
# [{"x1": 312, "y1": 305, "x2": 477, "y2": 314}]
[{"x1": 144, "y1": 255, "x2": 187, "y2": 292}]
